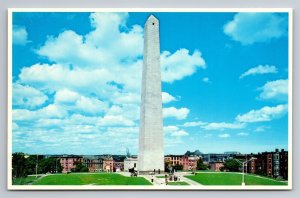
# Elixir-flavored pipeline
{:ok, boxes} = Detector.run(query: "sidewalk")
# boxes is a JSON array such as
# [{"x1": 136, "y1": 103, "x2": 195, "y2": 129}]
[{"x1": 119, "y1": 171, "x2": 202, "y2": 186}]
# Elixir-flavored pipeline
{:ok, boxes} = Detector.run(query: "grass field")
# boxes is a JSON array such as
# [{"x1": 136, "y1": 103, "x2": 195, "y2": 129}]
[
  {"x1": 31, "y1": 173, "x2": 152, "y2": 185},
  {"x1": 13, "y1": 176, "x2": 41, "y2": 185},
  {"x1": 168, "y1": 181, "x2": 189, "y2": 185},
  {"x1": 186, "y1": 173, "x2": 288, "y2": 185}
]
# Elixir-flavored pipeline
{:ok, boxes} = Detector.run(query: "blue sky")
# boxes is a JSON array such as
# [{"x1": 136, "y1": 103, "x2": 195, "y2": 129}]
[{"x1": 12, "y1": 12, "x2": 289, "y2": 155}]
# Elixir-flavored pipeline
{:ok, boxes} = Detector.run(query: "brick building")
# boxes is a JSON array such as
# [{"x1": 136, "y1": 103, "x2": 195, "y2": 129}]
[
  {"x1": 248, "y1": 157, "x2": 257, "y2": 174},
  {"x1": 210, "y1": 162, "x2": 224, "y2": 171},
  {"x1": 60, "y1": 155, "x2": 83, "y2": 173},
  {"x1": 182, "y1": 156, "x2": 199, "y2": 171},
  {"x1": 279, "y1": 149, "x2": 288, "y2": 179},
  {"x1": 164, "y1": 155, "x2": 199, "y2": 171},
  {"x1": 246, "y1": 149, "x2": 288, "y2": 180},
  {"x1": 83, "y1": 156, "x2": 103, "y2": 172},
  {"x1": 102, "y1": 156, "x2": 114, "y2": 172},
  {"x1": 113, "y1": 162, "x2": 124, "y2": 172},
  {"x1": 165, "y1": 155, "x2": 182, "y2": 166}
]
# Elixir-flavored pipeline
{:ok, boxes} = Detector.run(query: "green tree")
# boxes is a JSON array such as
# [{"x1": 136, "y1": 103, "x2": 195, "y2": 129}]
[
  {"x1": 12, "y1": 153, "x2": 27, "y2": 178},
  {"x1": 24, "y1": 155, "x2": 38, "y2": 175},
  {"x1": 256, "y1": 168, "x2": 266, "y2": 176},
  {"x1": 165, "y1": 160, "x2": 172, "y2": 172},
  {"x1": 224, "y1": 159, "x2": 242, "y2": 172},
  {"x1": 196, "y1": 158, "x2": 208, "y2": 170},
  {"x1": 71, "y1": 162, "x2": 89, "y2": 172},
  {"x1": 39, "y1": 157, "x2": 63, "y2": 174},
  {"x1": 173, "y1": 164, "x2": 183, "y2": 171}
]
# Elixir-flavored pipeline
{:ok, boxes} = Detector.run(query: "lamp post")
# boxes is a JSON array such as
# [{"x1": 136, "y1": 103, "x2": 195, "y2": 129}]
[
  {"x1": 235, "y1": 157, "x2": 257, "y2": 186},
  {"x1": 36, "y1": 154, "x2": 38, "y2": 178}
]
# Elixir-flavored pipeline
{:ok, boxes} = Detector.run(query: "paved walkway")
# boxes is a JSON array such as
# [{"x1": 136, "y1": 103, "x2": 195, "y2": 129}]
[
  {"x1": 144, "y1": 175, "x2": 165, "y2": 186},
  {"x1": 27, "y1": 174, "x2": 47, "y2": 185},
  {"x1": 119, "y1": 171, "x2": 202, "y2": 186},
  {"x1": 175, "y1": 172, "x2": 202, "y2": 186},
  {"x1": 119, "y1": 172, "x2": 166, "y2": 185}
]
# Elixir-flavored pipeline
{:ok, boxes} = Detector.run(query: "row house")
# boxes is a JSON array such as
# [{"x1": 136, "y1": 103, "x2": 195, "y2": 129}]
[
  {"x1": 164, "y1": 155, "x2": 200, "y2": 171},
  {"x1": 210, "y1": 162, "x2": 224, "y2": 171},
  {"x1": 247, "y1": 149, "x2": 288, "y2": 180},
  {"x1": 60, "y1": 155, "x2": 125, "y2": 173},
  {"x1": 83, "y1": 156, "x2": 103, "y2": 172},
  {"x1": 113, "y1": 161, "x2": 124, "y2": 172},
  {"x1": 182, "y1": 156, "x2": 199, "y2": 170},
  {"x1": 279, "y1": 149, "x2": 288, "y2": 179},
  {"x1": 60, "y1": 155, "x2": 83, "y2": 173},
  {"x1": 102, "y1": 156, "x2": 114, "y2": 172},
  {"x1": 165, "y1": 155, "x2": 182, "y2": 166}
]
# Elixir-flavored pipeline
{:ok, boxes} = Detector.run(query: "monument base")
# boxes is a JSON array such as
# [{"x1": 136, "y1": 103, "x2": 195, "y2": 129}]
[{"x1": 138, "y1": 170, "x2": 165, "y2": 175}]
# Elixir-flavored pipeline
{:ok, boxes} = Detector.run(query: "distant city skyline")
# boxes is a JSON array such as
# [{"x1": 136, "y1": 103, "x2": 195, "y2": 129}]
[{"x1": 12, "y1": 12, "x2": 289, "y2": 155}]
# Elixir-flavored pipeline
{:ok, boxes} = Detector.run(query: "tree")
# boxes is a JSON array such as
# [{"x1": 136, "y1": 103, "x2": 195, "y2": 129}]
[
  {"x1": 173, "y1": 164, "x2": 183, "y2": 171},
  {"x1": 71, "y1": 162, "x2": 89, "y2": 172},
  {"x1": 12, "y1": 153, "x2": 63, "y2": 178},
  {"x1": 39, "y1": 157, "x2": 63, "y2": 174},
  {"x1": 25, "y1": 155, "x2": 38, "y2": 175},
  {"x1": 196, "y1": 158, "x2": 208, "y2": 170},
  {"x1": 223, "y1": 159, "x2": 242, "y2": 172},
  {"x1": 256, "y1": 168, "x2": 266, "y2": 176},
  {"x1": 12, "y1": 153, "x2": 27, "y2": 178},
  {"x1": 165, "y1": 160, "x2": 172, "y2": 172}
]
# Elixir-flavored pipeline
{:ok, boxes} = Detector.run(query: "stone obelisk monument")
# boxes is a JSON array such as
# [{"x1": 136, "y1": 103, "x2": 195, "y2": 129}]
[{"x1": 138, "y1": 15, "x2": 164, "y2": 173}]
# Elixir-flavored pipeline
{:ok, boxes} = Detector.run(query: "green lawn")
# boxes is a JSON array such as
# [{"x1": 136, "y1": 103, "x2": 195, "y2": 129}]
[
  {"x1": 32, "y1": 173, "x2": 152, "y2": 185},
  {"x1": 186, "y1": 173, "x2": 288, "y2": 186},
  {"x1": 13, "y1": 176, "x2": 40, "y2": 185},
  {"x1": 168, "y1": 181, "x2": 189, "y2": 185}
]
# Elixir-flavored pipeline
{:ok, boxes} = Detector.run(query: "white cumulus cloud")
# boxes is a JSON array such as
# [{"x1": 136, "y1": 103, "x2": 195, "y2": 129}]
[
  {"x1": 237, "y1": 132, "x2": 249, "y2": 136},
  {"x1": 182, "y1": 120, "x2": 245, "y2": 131},
  {"x1": 236, "y1": 104, "x2": 288, "y2": 123},
  {"x1": 202, "y1": 77, "x2": 211, "y2": 83},
  {"x1": 182, "y1": 121, "x2": 207, "y2": 127},
  {"x1": 13, "y1": 104, "x2": 68, "y2": 121},
  {"x1": 202, "y1": 122, "x2": 246, "y2": 131},
  {"x1": 13, "y1": 83, "x2": 48, "y2": 108},
  {"x1": 13, "y1": 26, "x2": 29, "y2": 45},
  {"x1": 37, "y1": 13, "x2": 143, "y2": 67},
  {"x1": 258, "y1": 79, "x2": 288, "y2": 101},
  {"x1": 98, "y1": 115, "x2": 135, "y2": 127},
  {"x1": 240, "y1": 65, "x2": 278, "y2": 79},
  {"x1": 54, "y1": 89, "x2": 109, "y2": 115},
  {"x1": 218, "y1": 133, "x2": 230, "y2": 138},
  {"x1": 171, "y1": 130, "x2": 189, "y2": 137},
  {"x1": 163, "y1": 107, "x2": 190, "y2": 120},
  {"x1": 161, "y1": 49, "x2": 206, "y2": 83},
  {"x1": 163, "y1": 126, "x2": 189, "y2": 137},
  {"x1": 162, "y1": 92, "x2": 177, "y2": 104},
  {"x1": 224, "y1": 13, "x2": 288, "y2": 45}
]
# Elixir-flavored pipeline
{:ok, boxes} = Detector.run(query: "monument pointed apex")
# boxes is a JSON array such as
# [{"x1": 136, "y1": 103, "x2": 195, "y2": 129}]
[{"x1": 147, "y1": 14, "x2": 159, "y2": 22}]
